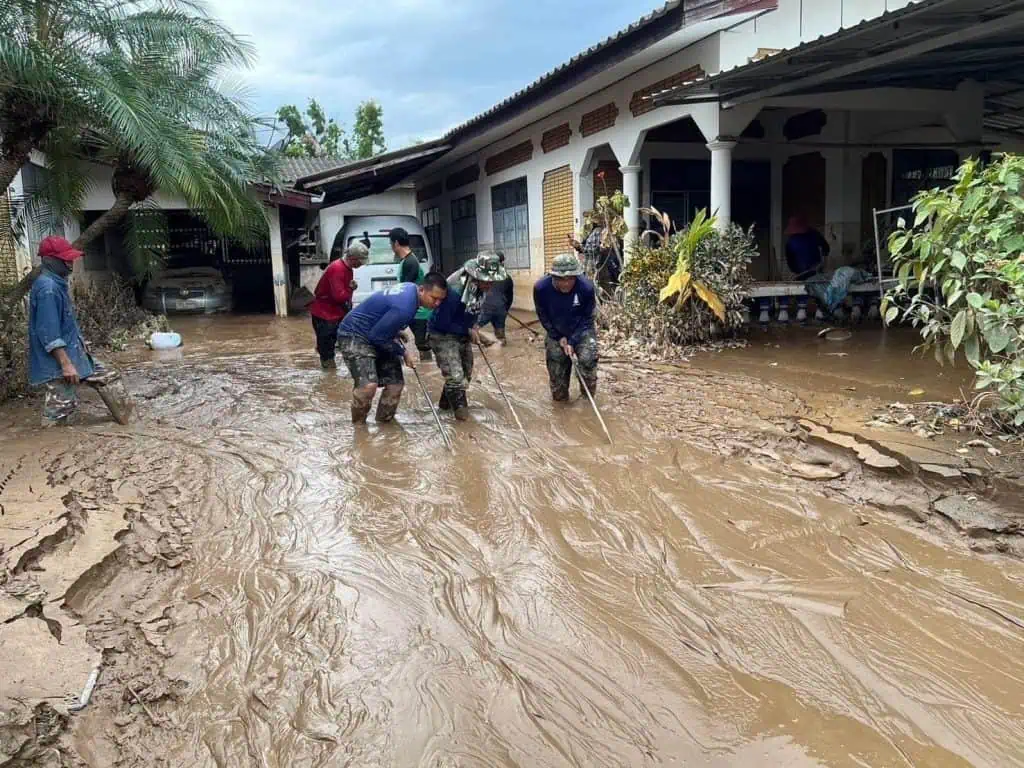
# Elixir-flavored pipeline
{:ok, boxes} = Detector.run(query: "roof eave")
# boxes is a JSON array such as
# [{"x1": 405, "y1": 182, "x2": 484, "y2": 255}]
[{"x1": 443, "y1": 0, "x2": 778, "y2": 145}]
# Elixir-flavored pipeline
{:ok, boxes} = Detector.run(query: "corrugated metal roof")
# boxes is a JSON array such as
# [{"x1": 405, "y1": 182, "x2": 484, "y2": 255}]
[
  {"x1": 650, "y1": 0, "x2": 1024, "y2": 137},
  {"x1": 650, "y1": 0, "x2": 954, "y2": 104}
]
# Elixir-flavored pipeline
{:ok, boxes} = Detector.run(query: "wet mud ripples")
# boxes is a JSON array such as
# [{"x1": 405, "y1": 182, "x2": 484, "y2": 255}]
[{"x1": 6, "y1": 316, "x2": 1024, "y2": 767}]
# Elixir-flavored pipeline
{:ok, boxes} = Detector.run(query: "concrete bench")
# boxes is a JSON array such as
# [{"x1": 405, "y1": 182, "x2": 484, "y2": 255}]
[{"x1": 746, "y1": 279, "x2": 898, "y2": 324}]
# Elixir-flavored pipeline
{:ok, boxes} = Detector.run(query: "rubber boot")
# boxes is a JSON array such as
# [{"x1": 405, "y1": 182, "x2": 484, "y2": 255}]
[
  {"x1": 452, "y1": 389, "x2": 470, "y2": 421},
  {"x1": 351, "y1": 402, "x2": 371, "y2": 424},
  {"x1": 438, "y1": 389, "x2": 452, "y2": 411},
  {"x1": 583, "y1": 376, "x2": 597, "y2": 396},
  {"x1": 419, "y1": 347, "x2": 433, "y2": 362},
  {"x1": 321, "y1": 358, "x2": 337, "y2": 370},
  {"x1": 376, "y1": 398, "x2": 399, "y2": 423},
  {"x1": 495, "y1": 327, "x2": 507, "y2": 346}
]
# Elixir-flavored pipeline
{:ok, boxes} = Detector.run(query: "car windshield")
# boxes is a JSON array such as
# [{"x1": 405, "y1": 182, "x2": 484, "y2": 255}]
[
  {"x1": 347, "y1": 234, "x2": 428, "y2": 265},
  {"x1": 163, "y1": 251, "x2": 214, "y2": 271}
]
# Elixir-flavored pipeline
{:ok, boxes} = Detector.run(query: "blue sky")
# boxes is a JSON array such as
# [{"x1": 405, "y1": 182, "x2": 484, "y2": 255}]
[{"x1": 206, "y1": 0, "x2": 665, "y2": 151}]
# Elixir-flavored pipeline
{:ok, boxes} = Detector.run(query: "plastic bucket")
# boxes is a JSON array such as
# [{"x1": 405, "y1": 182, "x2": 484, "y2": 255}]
[{"x1": 148, "y1": 331, "x2": 182, "y2": 350}]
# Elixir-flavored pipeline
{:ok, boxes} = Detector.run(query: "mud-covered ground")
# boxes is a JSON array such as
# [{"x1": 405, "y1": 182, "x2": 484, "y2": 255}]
[{"x1": 2, "y1": 315, "x2": 1023, "y2": 767}]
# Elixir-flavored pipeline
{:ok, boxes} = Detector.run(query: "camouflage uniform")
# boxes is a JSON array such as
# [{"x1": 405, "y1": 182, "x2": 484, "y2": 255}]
[
  {"x1": 539, "y1": 253, "x2": 599, "y2": 402},
  {"x1": 40, "y1": 357, "x2": 111, "y2": 427},
  {"x1": 545, "y1": 330, "x2": 598, "y2": 401},
  {"x1": 42, "y1": 381, "x2": 79, "y2": 426},
  {"x1": 430, "y1": 333, "x2": 474, "y2": 414},
  {"x1": 429, "y1": 252, "x2": 507, "y2": 420},
  {"x1": 337, "y1": 333, "x2": 404, "y2": 423}
]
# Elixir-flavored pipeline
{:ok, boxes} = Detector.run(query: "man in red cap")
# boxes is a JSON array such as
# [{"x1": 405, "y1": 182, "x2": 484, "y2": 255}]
[{"x1": 28, "y1": 236, "x2": 96, "y2": 425}]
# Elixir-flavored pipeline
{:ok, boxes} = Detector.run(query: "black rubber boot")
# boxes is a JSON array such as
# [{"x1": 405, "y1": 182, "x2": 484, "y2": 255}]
[
  {"x1": 452, "y1": 389, "x2": 470, "y2": 421},
  {"x1": 438, "y1": 389, "x2": 452, "y2": 411}
]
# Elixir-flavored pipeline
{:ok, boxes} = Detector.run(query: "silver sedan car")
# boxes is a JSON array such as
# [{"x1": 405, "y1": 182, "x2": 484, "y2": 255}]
[{"x1": 142, "y1": 266, "x2": 233, "y2": 314}]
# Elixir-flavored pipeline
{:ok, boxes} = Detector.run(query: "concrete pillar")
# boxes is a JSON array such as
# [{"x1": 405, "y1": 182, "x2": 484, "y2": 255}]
[
  {"x1": 620, "y1": 164, "x2": 642, "y2": 262},
  {"x1": 707, "y1": 139, "x2": 736, "y2": 231},
  {"x1": 266, "y1": 204, "x2": 288, "y2": 317}
]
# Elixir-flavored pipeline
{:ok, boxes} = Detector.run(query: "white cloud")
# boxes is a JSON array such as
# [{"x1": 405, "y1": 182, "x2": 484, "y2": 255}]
[{"x1": 204, "y1": 0, "x2": 488, "y2": 145}]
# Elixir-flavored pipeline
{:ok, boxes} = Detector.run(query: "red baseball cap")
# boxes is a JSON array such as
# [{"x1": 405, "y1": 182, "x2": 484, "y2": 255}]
[{"x1": 38, "y1": 236, "x2": 84, "y2": 262}]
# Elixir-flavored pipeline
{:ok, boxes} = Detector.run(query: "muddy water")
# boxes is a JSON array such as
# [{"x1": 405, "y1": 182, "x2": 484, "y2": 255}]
[{"x1": 101, "y1": 317, "x2": 1024, "y2": 765}]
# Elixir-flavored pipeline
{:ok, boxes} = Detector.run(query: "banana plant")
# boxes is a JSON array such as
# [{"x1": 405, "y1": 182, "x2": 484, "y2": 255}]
[{"x1": 642, "y1": 206, "x2": 726, "y2": 321}]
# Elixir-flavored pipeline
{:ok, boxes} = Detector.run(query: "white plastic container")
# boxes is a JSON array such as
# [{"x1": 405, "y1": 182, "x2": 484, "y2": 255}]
[{"x1": 148, "y1": 331, "x2": 182, "y2": 350}]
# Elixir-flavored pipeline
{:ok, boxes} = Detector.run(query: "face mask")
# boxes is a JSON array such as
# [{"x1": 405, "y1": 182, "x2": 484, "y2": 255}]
[{"x1": 42, "y1": 256, "x2": 71, "y2": 278}]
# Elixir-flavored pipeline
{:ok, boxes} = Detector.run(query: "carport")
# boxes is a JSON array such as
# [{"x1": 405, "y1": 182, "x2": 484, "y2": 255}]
[{"x1": 259, "y1": 141, "x2": 450, "y2": 316}]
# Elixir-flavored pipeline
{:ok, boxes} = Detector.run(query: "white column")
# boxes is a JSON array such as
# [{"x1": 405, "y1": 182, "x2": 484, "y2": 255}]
[
  {"x1": 620, "y1": 164, "x2": 641, "y2": 263},
  {"x1": 707, "y1": 139, "x2": 736, "y2": 231},
  {"x1": 266, "y1": 204, "x2": 288, "y2": 318}
]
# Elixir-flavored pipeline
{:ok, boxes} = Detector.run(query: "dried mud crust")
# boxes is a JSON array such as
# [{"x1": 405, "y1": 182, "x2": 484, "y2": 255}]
[
  {"x1": 602, "y1": 360, "x2": 1024, "y2": 559},
  {"x1": 0, "y1": 431, "x2": 206, "y2": 767}
]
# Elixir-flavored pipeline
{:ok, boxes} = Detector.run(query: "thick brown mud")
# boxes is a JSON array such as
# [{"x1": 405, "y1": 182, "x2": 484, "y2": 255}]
[{"x1": 3, "y1": 315, "x2": 1024, "y2": 767}]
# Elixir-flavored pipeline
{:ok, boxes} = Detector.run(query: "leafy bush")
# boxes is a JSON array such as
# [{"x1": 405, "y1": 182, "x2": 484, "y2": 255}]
[
  {"x1": 603, "y1": 209, "x2": 755, "y2": 347},
  {"x1": 883, "y1": 154, "x2": 1024, "y2": 429}
]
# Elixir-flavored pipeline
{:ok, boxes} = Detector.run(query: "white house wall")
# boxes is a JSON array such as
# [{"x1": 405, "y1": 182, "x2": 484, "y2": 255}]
[
  {"x1": 412, "y1": 36, "x2": 723, "y2": 310},
  {"x1": 78, "y1": 161, "x2": 188, "y2": 211}
]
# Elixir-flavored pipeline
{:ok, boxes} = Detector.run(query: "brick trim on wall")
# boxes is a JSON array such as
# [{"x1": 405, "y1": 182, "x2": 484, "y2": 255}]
[
  {"x1": 630, "y1": 65, "x2": 705, "y2": 117},
  {"x1": 484, "y1": 140, "x2": 534, "y2": 176},
  {"x1": 579, "y1": 103, "x2": 619, "y2": 137},
  {"x1": 445, "y1": 164, "x2": 480, "y2": 191},
  {"x1": 541, "y1": 123, "x2": 572, "y2": 153}
]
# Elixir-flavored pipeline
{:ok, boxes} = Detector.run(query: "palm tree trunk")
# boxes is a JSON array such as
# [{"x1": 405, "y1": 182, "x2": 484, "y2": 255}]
[
  {"x1": 73, "y1": 192, "x2": 134, "y2": 251},
  {"x1": 0, "y1": 153, "x2": 26, "y2": 198}
]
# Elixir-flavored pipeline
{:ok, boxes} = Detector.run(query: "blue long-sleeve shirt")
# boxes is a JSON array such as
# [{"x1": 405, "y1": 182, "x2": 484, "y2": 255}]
[
  {"x1": 428, "y1": 281, "x2": 476, "y2": 336},
  {"x1": 338, "y1": 282, "x2": 418, "y2": 355},
  {"x1": 533, "y1": 275, "x2": 596, "y2": 346},
  {"x1": 28, "y1": 269, "x2": 94, "y2": 386}
]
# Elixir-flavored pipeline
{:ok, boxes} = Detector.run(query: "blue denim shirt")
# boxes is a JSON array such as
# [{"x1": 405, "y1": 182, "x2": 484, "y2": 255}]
[{"x1": 28, "y1": 270, "x2": 94, "y2": 386}]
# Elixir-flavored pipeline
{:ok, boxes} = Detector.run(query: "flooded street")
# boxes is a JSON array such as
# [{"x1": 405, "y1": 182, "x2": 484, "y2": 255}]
[{"x1": 3, "y1": 316, "x2": 1024, "y2": 767}]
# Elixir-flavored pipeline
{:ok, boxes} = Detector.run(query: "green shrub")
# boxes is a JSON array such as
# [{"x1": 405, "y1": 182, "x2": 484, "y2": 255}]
[
  {"x1": 884, "y1": 154, "x2": 1024, "y2": 429},
  {"x1": 603, "y1": 212, "x2": 755, "y2": 347}
]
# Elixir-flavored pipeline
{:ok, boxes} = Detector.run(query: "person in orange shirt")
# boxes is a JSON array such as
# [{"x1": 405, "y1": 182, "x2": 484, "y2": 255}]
[{"x1": 309, "y1": 241, "x2": 369, "y2": 369}]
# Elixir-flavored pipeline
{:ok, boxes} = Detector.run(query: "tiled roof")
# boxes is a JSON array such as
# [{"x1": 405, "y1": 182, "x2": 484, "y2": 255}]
[{"x1": 277, "y1": 156, "x2": 350, "y2": 185}]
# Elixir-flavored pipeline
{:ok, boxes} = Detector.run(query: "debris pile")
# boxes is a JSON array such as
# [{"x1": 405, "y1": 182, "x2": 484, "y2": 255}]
[{"x1": 868, "y1": 401, "x2": 1022, "y2": 445}]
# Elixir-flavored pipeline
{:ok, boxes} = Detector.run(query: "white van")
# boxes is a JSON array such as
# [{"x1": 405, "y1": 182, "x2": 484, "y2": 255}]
[{"x1": 329, "y1": 215, "x2": 433, "y2": 306}]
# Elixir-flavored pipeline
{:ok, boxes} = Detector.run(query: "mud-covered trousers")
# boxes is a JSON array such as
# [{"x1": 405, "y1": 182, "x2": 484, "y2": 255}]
[
  {"x1": 545, "y1": 329, "x2": 598, "y2": 402},
  {"x1": 337, "y1": 333, "x2": 404, "y2": 422},
  {"x1": 429, "y1": 332, "x2": 474, "y2": 412}
]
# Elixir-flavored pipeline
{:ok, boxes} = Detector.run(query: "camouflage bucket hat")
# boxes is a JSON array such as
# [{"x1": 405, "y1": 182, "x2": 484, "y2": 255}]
[
  {"x1": 549, "y1": 253, "x2": 583, "y2": 277},
  {"x1": 464, "y1": 251, "x2": 507, "y2": 282}
]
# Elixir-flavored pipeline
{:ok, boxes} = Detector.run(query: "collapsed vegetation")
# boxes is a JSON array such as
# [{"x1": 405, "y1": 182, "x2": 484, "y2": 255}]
[{"x1": 601, "y1": 207, "x2": 756, "y2": 357}]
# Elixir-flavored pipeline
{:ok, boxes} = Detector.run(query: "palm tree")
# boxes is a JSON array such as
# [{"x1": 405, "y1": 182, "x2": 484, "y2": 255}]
[
  {"x1": 0, "y1": 0, "x2": 251, "y2": 193},
  {"x1": 0, "y1": 0, "x2": 272, "y2": 300},
  {"x1": 72, "y1": 38, "x2": 276, "y2": 264}
]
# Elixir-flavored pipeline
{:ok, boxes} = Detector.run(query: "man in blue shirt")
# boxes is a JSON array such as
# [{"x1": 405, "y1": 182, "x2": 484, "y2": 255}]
[
  {"x1": 428, "y1": 252, "x2": 506, "y2": 420},
  {"x1": 337, "y1": 272, "x2": 448, "y2": 423},
  {"x1": 533, "y1": 253, "x2": 598, "y2": 402},
  {"x1": 28, "y1": 236, "x2": 96, "y2": 425}
]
